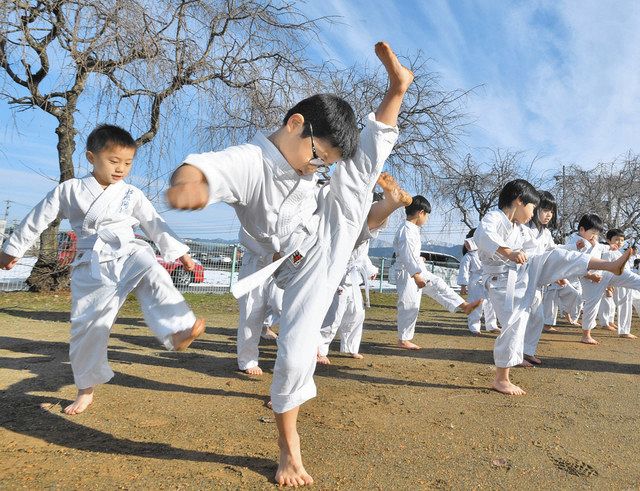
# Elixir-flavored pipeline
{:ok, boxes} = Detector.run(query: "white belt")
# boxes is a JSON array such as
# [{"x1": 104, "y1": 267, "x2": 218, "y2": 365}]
[{"x1": 77, "y1": 226, "x2": 135, "y2": 280}]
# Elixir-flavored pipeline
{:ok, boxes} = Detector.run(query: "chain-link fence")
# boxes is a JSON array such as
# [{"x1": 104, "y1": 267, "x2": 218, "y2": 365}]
[{"x1": 0, "y1": 231, "x2": 461, "y2": 294}]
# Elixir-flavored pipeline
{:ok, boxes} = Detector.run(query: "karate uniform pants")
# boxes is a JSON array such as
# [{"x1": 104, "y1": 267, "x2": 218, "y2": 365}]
[
  {"x1": 396, "y1": 267, "x2": 464, "y2": 341},
  {"x1": 236, "y1": 253, "x2": 275, "y2": 370},
  {"x1": 543, "y1": 283, "x2": 581, "y2": 325},
  {"x1": 318, "y1": 283, "x2": 365, "y2": 357},
  {"x1": 523, "y1": 289, "x2": 545, "y2": 356},
  {"x1": 70, "y1": 248, "x2": 196, "y2": 389},
  {"x1": 467, "y1": 281, "x2": 498, "y2": 333},
  {"x1": 580, "y1": 271, "x2": 640, "y2": 331},
  {"x1": 488, "y1": 249, "x2": 589, "y2": 368},
  {"x1": 614, "y1": 287, "x2": 633, "y2": 335},
  {"x1": 598, "y1": 295, "x2": 615, "y2": 326}
]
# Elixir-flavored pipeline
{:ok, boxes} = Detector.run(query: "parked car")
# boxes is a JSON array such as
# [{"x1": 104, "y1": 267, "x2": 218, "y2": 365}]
[
  {"x1": 56, "y1": 231, "x2": 205, "y2": 286},
  {"x1": 386, "y1": 250, "x2": 461, "y2": 289}
]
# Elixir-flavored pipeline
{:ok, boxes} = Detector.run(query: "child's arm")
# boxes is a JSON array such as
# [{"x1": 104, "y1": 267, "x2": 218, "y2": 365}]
[
  {"x1": 456, "y1": 253, "x2": 471, "y2": 288},
  {"x1": 497, "y1": 247, "x2": 527, "y2": 264},
  {"x1": 167, "y1": 144, "x2": 259, "y2": 211},
  {"x1": 3, "y1": 185, "x2": 65, "y2": 265},
  {"x1": 134, "y1": 192, "x2": 189, "y2": 261},
  {"x1": 396, "y1": 229, "x2": 424, "y2": 285}
]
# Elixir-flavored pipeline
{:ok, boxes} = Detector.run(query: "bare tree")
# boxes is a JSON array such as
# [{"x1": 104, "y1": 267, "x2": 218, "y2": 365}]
[
  {"x1": 552, "y1": 152, "x2": 640, "y2": 241},
  {"x1": 0, "y1": 0, "x2": 326, "y2": 290},
  {"x1": 437, "y1": 148, "x2": 545, "y2": 229}
]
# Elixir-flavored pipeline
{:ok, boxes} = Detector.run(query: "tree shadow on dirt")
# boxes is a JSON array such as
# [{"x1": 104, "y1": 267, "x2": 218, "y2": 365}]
[
  {"x1": 314, "y1": 364, "x2": 484, "y2": 391},
  {"x1": 1, "y1": 392, "x2": 275, "y2": 480},
  {"x1": 0, "y1": 339, "x2": 275, "y2": 480}
]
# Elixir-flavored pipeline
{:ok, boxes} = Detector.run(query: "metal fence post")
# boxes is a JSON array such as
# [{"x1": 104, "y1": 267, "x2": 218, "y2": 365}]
[
  {"x1": 379, "y1": 258, "x2": 385, "y2": 293},
  {"x1": 229, "y1": 245, "x2": 238, "y2": 292}
]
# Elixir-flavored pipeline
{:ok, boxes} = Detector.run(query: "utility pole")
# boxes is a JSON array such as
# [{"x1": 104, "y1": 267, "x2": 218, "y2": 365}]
[{"x1": 561, "y1": 165, "x2": 566, "y2": 237}]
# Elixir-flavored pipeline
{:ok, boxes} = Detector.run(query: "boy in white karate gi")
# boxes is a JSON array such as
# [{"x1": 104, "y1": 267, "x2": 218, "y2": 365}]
[
  {"x1": 602, "y1": 229, "x2": 636, "y2": 339},
  {"x1": 474, "y1": 180, "x2": 632, "y2": 395},
  {"x1": 457, "y1": 229, "x2": 500, "y2": 335},
  {"x1": 167, "y1": 42, "x2": 413, "y2": 487},
  {"x1": 567, "y1": 215, "x2": 640, "y2": 344},
  {"x1": 393, "y1": 195, "x2": 481, "y2": 350},
  {"x1": 317, "y1": 235, "x2": 379, "y2": 364},
  {"x1": 0, "y1": 125, "x2": 204, "y2": 415}
]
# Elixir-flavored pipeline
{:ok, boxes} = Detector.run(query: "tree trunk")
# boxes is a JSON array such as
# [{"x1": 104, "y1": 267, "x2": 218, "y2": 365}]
[{"x1": 26, "y1": 113, "x2": 76, "y2": 291}]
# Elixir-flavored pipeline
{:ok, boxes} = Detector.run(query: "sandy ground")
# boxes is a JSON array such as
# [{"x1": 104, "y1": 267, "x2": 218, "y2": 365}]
[{"x1": 1, "y1": 291, "x2": 639, "y2": 490}]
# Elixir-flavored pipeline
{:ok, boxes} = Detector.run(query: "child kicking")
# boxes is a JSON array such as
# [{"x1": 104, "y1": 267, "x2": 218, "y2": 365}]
[
  {"x1": 474, "y1": 180, "x2": 633, "y2": 395},
  {"x1": 566, "y1": 216, "x2": 640, "y2": 344},
  {"x1": 167, "y1": 41, "x2": 412, "y2": 487},
  {"x1": 0, "y1": 125, "x2": 204, "y2": 415},
  {"x1": 392, "y1": 195, "x2": 481, "y2": 349}
]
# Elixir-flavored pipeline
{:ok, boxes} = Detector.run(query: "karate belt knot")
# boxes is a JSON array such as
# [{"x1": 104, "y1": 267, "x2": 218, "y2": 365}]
[
  {"x1": 484, "y1": 262, "x2": 520, "y2": 312},
  {"x1": 78, "y1": 226, "x2": 136, "y2": 280}
]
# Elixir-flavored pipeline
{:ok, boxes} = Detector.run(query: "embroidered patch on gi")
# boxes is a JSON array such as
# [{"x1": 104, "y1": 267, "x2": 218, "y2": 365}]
[{"x1": 290, "y1": 250, "x2": 304, "y2": 266}]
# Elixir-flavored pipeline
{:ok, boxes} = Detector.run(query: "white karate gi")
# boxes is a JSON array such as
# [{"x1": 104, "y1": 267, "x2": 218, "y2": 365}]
[
  {"x1": 183, "y1": 131, "x2": 320, "y2": 371},
  {"x1": 603, "y1": 249, "x2": 634, "y2": 335},
  {"x1": 522, "y1": 226, "x2": 555, "y2": 357},
  {"x1": 475, "y1": 210, "x2": 590, "y2": 368},
  {"x1": 263, "y1": 279, "x2": 284, "y2": 328},
  {"x1": 543, "y1": 280, "x2": 581, "y2": 325},
  {"x1": 456, "y1": 250, "x2": 498, "y2": 333},
  {"x1": 184, "y1": 113, "x2": 398, "y2": 413},
  {"x1": 567, "y1": 236, "x2": 640, "y2": 331},
  {"x1": 393, "y1": 221, "x2": 464, "y2": 341},
  {"x1": 3, "y1": 175, "x2": 196, "y2": 389},
  {"x1": 318, "y1": 240, "x2": 377, "y2": 357}
]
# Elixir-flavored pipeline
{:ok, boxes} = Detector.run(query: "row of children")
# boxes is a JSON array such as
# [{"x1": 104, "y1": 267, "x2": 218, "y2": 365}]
[
  {"x1": 1, "y1": 41, "x2": 416, "y2": 487},
  {"x1": 1, "y1": 39, "x2": 636, "y2": 487}
]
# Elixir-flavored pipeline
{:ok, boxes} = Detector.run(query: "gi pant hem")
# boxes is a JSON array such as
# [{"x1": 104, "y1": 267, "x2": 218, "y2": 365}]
[
  {"x1": 270, "y1": 383, "x2": 317, "y2": 414},
  {"x1": 74, "y1": 367, "x2": 115, "y2": 390}
]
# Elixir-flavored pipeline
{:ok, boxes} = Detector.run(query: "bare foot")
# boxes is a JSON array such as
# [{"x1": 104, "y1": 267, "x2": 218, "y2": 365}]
[
  {"x1": 610, "y1": 248, "x2": 633, "y2": 275},
  {"x1": 492, "y1": 379, "x2": 526, "y2": 395},
  {"x1": 397, "y1": 340, "x2": 421, "y2": 350},
  {"x1": 487, "y1": 328, "x2": 502, "y2": 333},
  {"x1": 64, "y1": 387, "x2": 94, "y2": 415},
  {"x1": 377, "y1": 172, "x2": 413, "y2": 207},
  {"x1": 619, "y1": 333, "x2": 637, "y2": 339},
  {"x1": 563, "y1": 313, "x2": 575, "y2": 324},
  {"x1": 351, "y1": 353, "x2": 364, "y2": 359},
  {"x1": 316, "y1": 354, "x2": 331, "y2": 365},
  {"x1": 603, "y1": 324, "x2": 617, "y2": 332},
  {"x1": 374, "y1": 41, "x2": 414, "y2": 93},
  {"x1": 470, "y1": 331, "x2": 482, "y2": 336},
  {"x1": 244, "y1": 366, "x2": 263, "y2": 376},
  {"x1": 523, "y1": 354, "x2": 542, "y2": 365},
  {"x1": 517, "y1": 359, "x2": 535, "y2": 368},
  {"x1": 581, "y1": 334, "x2": 599, "y2": 345},
  {"x1": 172, "y1": 318, "x2": 206, "y2": 351},
  {"x1": 461, "y1": 299, "x2": 482, "y2": 315},
  {"x1": 275, "y1": 434, "x2": 314, "y2": 487},
  {"x1": 261, "y1": 326, "x2": 278, "y2": 340},
  {"x1": 543, "y1": 325, "x2": 558, "y2": 332}
]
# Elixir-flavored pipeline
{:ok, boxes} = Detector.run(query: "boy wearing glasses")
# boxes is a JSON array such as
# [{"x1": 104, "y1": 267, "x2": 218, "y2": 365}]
[{"x1": 168, "y1": 41, "x2": 412, "y2": 487}]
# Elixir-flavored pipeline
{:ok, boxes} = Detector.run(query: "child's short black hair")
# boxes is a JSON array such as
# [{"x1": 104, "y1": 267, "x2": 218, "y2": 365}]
[
  {"x1": 498, "y1": 179, "x2": 540, "y2": 209},
  {"x1": 283, "y1": 94, "x2": 359, "y2": 161},
  {"x1": 634, "y1": 258, "x2": 640, "y2": 268},
  {"x1": 405, "y1": 195, "x2": 431, "y2": 217},
  {"x1": 532, "y1": 190, "x2": 558, "y2": 230},
  {"x1": 578, "y1": 213, "x2": 604, "y2": 233},
  {"x1": 606, "y1": 228, "x2": 625, "y2": 241},
  {"x1": 87, "y1": 124, "x2": 137, "y2": 153}
]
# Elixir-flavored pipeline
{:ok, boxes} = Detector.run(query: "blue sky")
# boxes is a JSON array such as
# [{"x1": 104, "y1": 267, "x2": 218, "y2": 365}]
[{"x1": 2, "y1": 0, "x2": 639, "y2": 245}]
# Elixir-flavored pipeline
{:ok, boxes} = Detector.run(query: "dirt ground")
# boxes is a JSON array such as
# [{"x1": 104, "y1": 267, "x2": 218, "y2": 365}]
[{"x1": 1, "y1": 291, "x2": 639, "y2": 490}]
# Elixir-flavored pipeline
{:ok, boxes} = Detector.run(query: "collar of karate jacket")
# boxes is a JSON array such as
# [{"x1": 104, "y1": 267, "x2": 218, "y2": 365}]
[
  {"x1": 404, "y1": 220, "x2": 421, "y2": 233},
  {"x1": 252, "y1": 132, "x2": 318, "y2": 186},
  {"x1": 81, "y1": 173, "x2": 110, "y2": 199}
]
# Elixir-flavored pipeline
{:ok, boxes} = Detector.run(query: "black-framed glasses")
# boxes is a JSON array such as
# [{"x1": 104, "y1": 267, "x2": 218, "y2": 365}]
[{"x1": 308, "y1": 122, "x2": 331, "y2": 180}]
